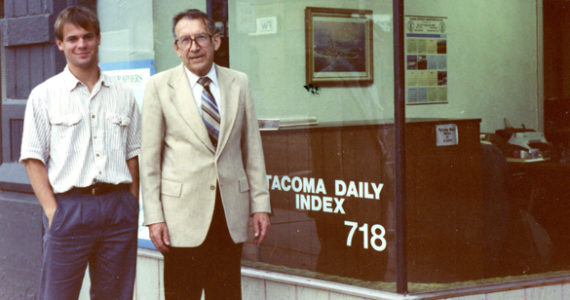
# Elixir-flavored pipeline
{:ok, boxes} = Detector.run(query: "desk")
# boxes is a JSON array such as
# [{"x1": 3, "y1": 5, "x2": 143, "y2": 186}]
[
  {"x1": 248, "y1": 118, "x2": 484, "y2": 283},
  {"x1": 507, "y1": 159, "x2": 570, "y2": 216},
  {"x1": 506, "y1": 157, "x2": 550, "y2": 163},
  {"x1": 507, "y1": 159, "x2": 570, "y2": 208},
  {"x1": 506, "y1": 159, "x2": 570, "y2": 270}
]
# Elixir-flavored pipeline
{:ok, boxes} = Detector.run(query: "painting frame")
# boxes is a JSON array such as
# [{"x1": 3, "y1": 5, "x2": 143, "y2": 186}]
[{"x1": 305, "y1": 7, "x2": 374, "y2": 87}]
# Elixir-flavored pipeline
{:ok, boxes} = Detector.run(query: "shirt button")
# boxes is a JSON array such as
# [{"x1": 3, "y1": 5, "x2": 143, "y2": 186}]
[
  {"x1": 98, "y1": 171, "x2": 102, "y2": 175},
  {"x1": 210, "y1": 185, "x2": 215, "y2": 190},
  {"x1": 96, "y1": 153, "x2": 100, "y2": 157},
  {"x1": 94, "y1": 136, "x2": 97, "y2": 139},
  {"x1": 91, "y1": 115, "x2": 96, "y2": 119}
]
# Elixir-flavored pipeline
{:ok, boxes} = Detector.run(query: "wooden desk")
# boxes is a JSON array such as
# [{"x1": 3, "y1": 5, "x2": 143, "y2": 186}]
[
  {"x1": 507, "y1": 159, "x2": 570, "y2": 211},
  {"x1": 250, "y1": 118, "x2": 483, "y2": 283},
  {"x1": 506, "y1": 159, "x2": 570, "y2": 270}
]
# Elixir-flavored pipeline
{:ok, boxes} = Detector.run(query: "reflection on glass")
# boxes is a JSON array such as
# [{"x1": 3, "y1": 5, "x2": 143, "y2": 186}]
[
  {"x1": 229, "y1": 0, "x2": 570, "y2": 295},
  {"x1": 244, "y1": 124, "x2": 396, "y2": 290}
]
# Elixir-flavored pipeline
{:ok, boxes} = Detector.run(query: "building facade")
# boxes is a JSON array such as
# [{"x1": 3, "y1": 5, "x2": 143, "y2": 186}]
[{"x1": 1, "y1": 0, "x2": 570, "y2": 299}]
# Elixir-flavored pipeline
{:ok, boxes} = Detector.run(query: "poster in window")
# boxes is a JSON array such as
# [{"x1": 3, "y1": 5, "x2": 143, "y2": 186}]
[{"x1": 405, "y1": 15, "x2": 448, "y2": 104}]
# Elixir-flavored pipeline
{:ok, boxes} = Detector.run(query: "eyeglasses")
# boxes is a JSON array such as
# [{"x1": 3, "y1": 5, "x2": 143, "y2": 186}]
[{"x1": 175, "y1": 33, "x2": 212, "y2": 49}]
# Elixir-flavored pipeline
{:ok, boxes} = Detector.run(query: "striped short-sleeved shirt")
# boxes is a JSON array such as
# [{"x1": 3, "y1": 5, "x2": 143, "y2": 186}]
[{"x1": 20, "y1": 66, "x2": 141, "y2": 194}]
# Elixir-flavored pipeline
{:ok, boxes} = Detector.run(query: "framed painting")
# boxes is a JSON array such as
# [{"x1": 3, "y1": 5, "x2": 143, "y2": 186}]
[{"x1": 305, "y1": 7, "x2": 373, "y2": 86}]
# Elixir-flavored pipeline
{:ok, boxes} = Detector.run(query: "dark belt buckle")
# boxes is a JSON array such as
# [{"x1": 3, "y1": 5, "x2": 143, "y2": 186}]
[{"x1": 88, "y1": 184, "x2": 111, "y2": 195}]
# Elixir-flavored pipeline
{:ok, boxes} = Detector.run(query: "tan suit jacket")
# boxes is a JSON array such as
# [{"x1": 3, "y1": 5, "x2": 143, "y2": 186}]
[{"x1": 141, "y1": 64, "x2": 271, "y2": 247}]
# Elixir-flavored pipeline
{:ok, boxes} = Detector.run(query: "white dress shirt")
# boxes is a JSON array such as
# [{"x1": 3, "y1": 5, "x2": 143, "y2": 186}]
[
  {"x1": 184, "y1": 65, "x2": 222, "y2": 118},
  {"x1": 20, "y1": 66, "x2": 141, "y2": 194}
]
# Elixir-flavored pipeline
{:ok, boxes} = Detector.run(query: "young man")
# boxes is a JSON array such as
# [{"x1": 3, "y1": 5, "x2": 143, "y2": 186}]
[
  {"x1": 141, "y1": 9, "x2": 271, "y2": 300},
  {"x1": 19, "y1": 6, "x2": 141, "y2": 300}
]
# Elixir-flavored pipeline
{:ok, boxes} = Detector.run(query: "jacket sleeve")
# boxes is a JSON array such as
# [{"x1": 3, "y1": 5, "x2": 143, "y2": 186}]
[
  {"x1": 241, "y1": 75, "x2": 272, "y2": 215},
  {"x1": 141, "y1": 76, "x2": 167, "y2": 225}
]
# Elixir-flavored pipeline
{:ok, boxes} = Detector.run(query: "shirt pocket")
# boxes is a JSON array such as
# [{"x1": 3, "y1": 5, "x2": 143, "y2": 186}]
[
  {"x1": 106, "y1": 114, "x2": 131, "y2": 150},
  {"x1": 111, "y1": 114, "x2": 131, "y2": 126},
  {"x1": 50, "y1": 113, "x2": 82, "y2": 146}
]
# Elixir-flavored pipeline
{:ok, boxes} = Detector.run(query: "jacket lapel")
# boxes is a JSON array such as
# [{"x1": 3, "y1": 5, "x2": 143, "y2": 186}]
[
  {"x1": 216, "y1": 65, "x2": 239, "y2": 154},
  {"x1": 168, "y1": 64, "x2": 213, "y2": 151}
]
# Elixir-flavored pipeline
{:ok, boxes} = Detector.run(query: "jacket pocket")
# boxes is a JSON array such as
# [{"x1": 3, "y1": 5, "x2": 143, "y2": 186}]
[
  {"x1": 161, "y1": 179, "x2": 182, "y2": 197},
  {"x1": 238, "y1": 178, "x2": 250, "y2": 193}
]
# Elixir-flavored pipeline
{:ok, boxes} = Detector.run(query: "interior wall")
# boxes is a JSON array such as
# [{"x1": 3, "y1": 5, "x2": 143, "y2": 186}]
[
  {"x1": 405, "y1": 0, "x2": 541, "y2": 132},
  {"x1": 98, "y1": 1, "x2": 209, "y2": 71},
  {"x1": 228, "y1": 0, "x2": 542, "y2": 133},
  {"x1": 97, "y1": 0, "x2": 542, "y2": 133},
  {"x1": 229, "y1": 0, "x2": 394, "y2": 123},
  {"x1": 98, "y1": 0, "x2": 155, "y2": 63},
  {"x1": 152, "y1": 1, "x2": 207, "y2": 72}
]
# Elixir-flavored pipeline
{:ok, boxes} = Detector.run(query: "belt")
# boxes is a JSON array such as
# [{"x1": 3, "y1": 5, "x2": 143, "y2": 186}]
[{"x1": 62, "y1": 183, "x2": 128, "y2": 196}]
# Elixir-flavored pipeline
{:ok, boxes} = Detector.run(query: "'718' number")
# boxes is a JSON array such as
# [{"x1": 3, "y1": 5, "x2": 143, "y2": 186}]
[{"x1": 344, "y1": 220, "x2": 387, "y2": 252}]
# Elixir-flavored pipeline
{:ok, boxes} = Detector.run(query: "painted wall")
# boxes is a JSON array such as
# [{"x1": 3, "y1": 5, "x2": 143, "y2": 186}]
[
  {"x1": 98, "y1": 0, "x2": 207, "y2": 72},
  {"x1": 98, "y1": 0, "x2": 155, "y2": 63},
  {"x1": 97, "y1": 0, "x2": 542, "y2": 133},
  {"x1": 229, "y1": 0, "x2": 394, "y2": 124},
  {"x1": 152, "y1": 1, "x2": 207, "y2": 72},
  {"x1": 229, "y1": 0, "x2": 541, "y2": 133},
  {"x1": 405, "y1": 0, "x2": 541, "y2": 132}
]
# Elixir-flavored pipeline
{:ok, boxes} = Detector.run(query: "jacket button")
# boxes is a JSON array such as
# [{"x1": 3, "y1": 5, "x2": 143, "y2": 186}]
[{"x1": 210, "y1": 185, "x2": 215, "y2": 190}]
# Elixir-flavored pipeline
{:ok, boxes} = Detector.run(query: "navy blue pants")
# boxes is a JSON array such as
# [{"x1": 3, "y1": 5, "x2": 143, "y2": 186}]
[{"x1": 39, "y1": 189, "x2": 139, "y2": 300}]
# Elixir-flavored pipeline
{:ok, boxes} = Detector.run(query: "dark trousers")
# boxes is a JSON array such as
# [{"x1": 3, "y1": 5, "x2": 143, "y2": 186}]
[
  {"x1": 164, "y1": 189, "x2": 243, "y2": 300},
  {"x1": 39, "y1": 189, "x2": 139, "y2": 300}
]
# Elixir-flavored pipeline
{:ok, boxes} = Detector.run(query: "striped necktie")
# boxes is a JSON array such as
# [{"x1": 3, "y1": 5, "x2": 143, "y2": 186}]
[{"x1": 198, "y1": 76, "x2": 220, "y2": 148}]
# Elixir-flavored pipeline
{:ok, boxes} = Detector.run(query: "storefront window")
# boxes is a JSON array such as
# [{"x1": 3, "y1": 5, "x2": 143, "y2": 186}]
[
  {"x1": 227, "y1": 0, "x2": 397, "y2": 290},
  {"x1": 402, "y1": 0, "x2": 570, "y2": 293},
  {"x1": 98, "y1": 0, "x2": 570, "y2": 295}
]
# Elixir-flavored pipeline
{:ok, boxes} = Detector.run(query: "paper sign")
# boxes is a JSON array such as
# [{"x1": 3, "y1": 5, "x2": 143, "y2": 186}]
[{"x1": 436, "y1": 123, "x2": 458, "y2": 146}]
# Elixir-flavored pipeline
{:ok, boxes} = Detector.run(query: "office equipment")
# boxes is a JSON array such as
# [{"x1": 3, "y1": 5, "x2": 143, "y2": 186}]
[
  {"x1": 494, "y1": 119, "x2": 552, "y2": 160},
  {"x1": 508, "y1": 131, "x2": 550, "y2": 158}
]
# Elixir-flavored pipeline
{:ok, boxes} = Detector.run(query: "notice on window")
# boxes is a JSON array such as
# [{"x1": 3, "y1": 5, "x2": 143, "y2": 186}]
[
  {"x1": 100, "y1": 59, "x2": 156, "y2": 109},
  {"x1": 405, "y1": 15, "x2": 448, "y2": 104},
  {"x1": 436, "y1": 123, "x2": 458, "y2": 146}
]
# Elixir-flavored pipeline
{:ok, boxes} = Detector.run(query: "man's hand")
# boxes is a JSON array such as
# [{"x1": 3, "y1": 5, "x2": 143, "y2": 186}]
[
  {"x1": 252, "y1": 212, "x2": 270, "y2": 245},
  {"x1": 149, "y1": 222, "x2": 171, "y2": 254},
  {"x1": 23, "y1": 159, "x2": 57, "y2": 229},
  {"x1": 45, "y1": 205, "x2": 57, "y2": 228}
]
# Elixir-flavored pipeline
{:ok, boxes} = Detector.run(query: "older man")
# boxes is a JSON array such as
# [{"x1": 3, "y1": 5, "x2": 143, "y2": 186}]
[{"x1": 141, "y1": 8, "x2": 271, "y2": 300}]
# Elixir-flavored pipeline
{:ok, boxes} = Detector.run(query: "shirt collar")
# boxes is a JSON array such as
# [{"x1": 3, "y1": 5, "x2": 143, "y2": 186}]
[
  {"x1": 185, "y1": 64, "x2": 218, "y2": 89},
  {"x1": 62, "y1": 65, "x2": 110, "y2": 91}
]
